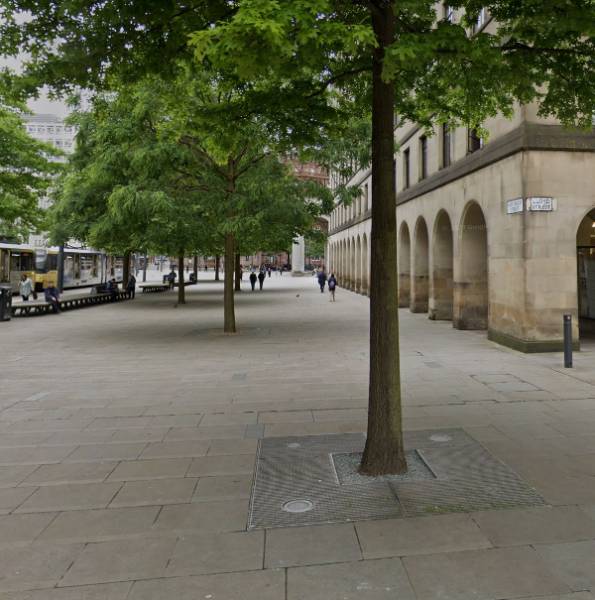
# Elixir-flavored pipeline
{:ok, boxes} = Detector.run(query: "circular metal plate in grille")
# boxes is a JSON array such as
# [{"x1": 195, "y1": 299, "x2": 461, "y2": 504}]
[
  {"x1": 282, "y1": 499, "x2": 313, "y2": 513},
  {"x1": 430, "y1": 434, "x2": 452, "y2": 442}
]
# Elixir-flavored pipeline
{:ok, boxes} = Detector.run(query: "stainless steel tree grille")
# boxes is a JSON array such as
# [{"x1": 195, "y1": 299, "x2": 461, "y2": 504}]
[{"x1": 248, "y1": 429, "x2": 545, "y2": 529}]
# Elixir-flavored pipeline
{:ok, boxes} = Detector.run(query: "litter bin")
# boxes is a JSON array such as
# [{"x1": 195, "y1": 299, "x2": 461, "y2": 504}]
[{"x1": 0, "y1": 284, "x2": 12, "y2": 322}]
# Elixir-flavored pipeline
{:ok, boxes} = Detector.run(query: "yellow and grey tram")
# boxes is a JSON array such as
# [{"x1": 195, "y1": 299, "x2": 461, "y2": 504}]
[{"x1": 0, "y1": 244, "x2": 122, "y2": 293}]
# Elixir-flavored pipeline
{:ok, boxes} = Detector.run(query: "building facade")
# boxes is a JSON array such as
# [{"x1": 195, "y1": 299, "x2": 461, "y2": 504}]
[{"x1": 327, "y1": 12, "x2": 595, "y2": 352}]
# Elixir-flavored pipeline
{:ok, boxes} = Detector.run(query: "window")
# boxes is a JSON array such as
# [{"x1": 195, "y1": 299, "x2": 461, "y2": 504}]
[
  {"x1": 443, "y1": 3, "x2": 454, "y2": 22},
  {"x1": 468, "y1": 128, "x2": 483, "y2": 153},
  {"x1": 442, "y1": 124, "x2": 452, "y2": 168},
  {"x1": 419, "y1": 136, "x2": 428, "y2": 180},
  {"x1": 472, "y1": 7, "x2": 488, "y2": 33},
  {"x1": 403, "y1": 148, "x2": 411, "y2": 189}
]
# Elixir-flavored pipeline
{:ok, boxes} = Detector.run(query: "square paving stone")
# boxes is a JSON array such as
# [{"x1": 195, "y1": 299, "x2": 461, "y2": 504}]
[
  {"x1": 0, "y1": 487, "x2": 36, "y2": 514},
  {"x1": 0, "y1": 581, "x2": 132, "y2": 599},
  {"x1": 192, "y1": 475, "x2": 252, "y2": 502},
  {"x1": 15, "y1": 482, "x2": 122, "y2": 513},
  {"x1": 187, "y1": 454, "x2": 255, "y2": 477},
  {"x1": 109, "y1": 477, "x2": 197, "y2": 508},
  {"x1": 207, "y1": 438, "x2": 259, "y2": 455},
  {"x1": 535, "y1": 540, "x2": 595, "y2": 590},
  {"x1": 59, "y1": 537, "x2": 177, "y2": 587},
  {"x1": 403, "y1": 546, "x2": 571, "y2": 600},
  {"x1": 21, "y1": 462, "x2": 118, "y2": 486},
  {"x1": 265, "y1": 523, "x2": 362, "y2": 568},
  {"x1": 64, "y1": 443, "x2": 146, "y2": 463},
  {"x1": 153, "y1": 499, "x2": 248, "y2": 533},
  {"x1": 140, "y1": 440, "x2": 210, "y2": 459},
  {"x1": 37, "y1": 506, "x2": 160, "y2": 543},
  {"x1": 471, "y1": 506, "x2": 595, "y2": 546},
  {"x1": 356, "y1": 513, "x2": 492, "y2": 558},
  {"x1": 127, "y1": 569, "x2": 284, "y2": 600},
  {"x1": 106, "y1": 458, "x2": 191, "y2": 481},
  {"x1": 0, "y1": 512, "x2": 57, "y2": 545},
  {"x1": 0, "y1": 542, "x2": 84, "y2": 592},
  {"x1": 287, "y1": 557, "x2": 416, "y2": 600},
  {"x1": 165, "y1": 530, "x2": 264, "y2": 576}
]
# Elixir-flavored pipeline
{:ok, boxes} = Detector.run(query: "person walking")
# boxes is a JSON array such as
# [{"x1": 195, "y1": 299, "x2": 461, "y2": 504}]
[
  {"x1": 317, "y1": 270, "x2": 327, "y2": 293},
  {"x1": 19, "y1": 274, "x2": 34, "y2": 301},
  {"x1": 249, "y1": 271, "x2": 257, "y2": 291},
  {"x1": 267, "y1": 266, "x2": 272, "y2": 278},
  {"x1": 167, "y1": 269, "x2": 176, "y2": 290},
  {"x1": 258, "y1": 270, "x2": 265, "y2": 290},
  {"x1": 126, "y1": 274, "x2": 136, "y2": 299},
  {"x1": 44, "y1": 285, "x2": 60, "y2": 313},
  {"x1": 328, "y1": 273, "x2": 337, "y2": 302}
]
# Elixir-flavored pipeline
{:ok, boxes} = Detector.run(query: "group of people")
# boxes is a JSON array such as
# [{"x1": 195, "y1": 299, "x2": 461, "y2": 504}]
[
  {"x1": 316, "y1": 270, "x2": 337, "y2": 301},
  {"x1": 249, "y1": 269, "x2": 267, "y2": 291}
]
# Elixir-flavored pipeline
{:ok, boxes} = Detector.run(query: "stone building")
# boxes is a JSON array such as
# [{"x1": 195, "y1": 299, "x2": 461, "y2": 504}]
[{"x1": 327, "y1": 10, "x2": 595, "y2": 353}]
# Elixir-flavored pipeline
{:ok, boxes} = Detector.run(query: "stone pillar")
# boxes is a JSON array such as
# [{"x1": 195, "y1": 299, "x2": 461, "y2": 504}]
[{"x1": 291, "y1": 235, "x2": 306, "y2": 276}]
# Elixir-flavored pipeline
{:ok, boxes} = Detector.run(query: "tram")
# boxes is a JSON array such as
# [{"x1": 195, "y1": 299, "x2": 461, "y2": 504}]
[{"x1": 0, "y1": 244, "x2": 122, "y2": 293}]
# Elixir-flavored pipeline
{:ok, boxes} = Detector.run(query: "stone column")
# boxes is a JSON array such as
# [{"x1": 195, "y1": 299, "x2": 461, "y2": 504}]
[{"x1": 291, "y1": 235, "x2": 306, "y2": 276}]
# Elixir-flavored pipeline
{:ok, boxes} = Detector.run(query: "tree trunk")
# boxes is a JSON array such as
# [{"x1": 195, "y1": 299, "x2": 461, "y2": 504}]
[
  {"x1": 234, "y1": 252, "x2": 242, "y2": 291},
  {"x1": 215, "y1": 254, "x2": 221, "y2": 281},
  {"x1": 223, "y1": 234, "x2": 236, "y2": 332},
  {"x1": 177, "y1": 251, "x2": 186, "y2": 305},
  {"x1": 142, "y1": 252, "x2": 147, "y2": 282},
  {"x1": 193, "y1": 255, "x2": 198, "y2": 279},
  {"x1": 122, "y1": 251, "x2": 131, "y2": 291},
  {"x1": 359, "y1": 3, "x2": 407, "y2": 476}
]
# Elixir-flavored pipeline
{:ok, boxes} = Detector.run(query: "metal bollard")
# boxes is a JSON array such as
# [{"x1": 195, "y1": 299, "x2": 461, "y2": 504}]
[{"x1": 563, "y1": 314, "x2": 573, "y2": 368}]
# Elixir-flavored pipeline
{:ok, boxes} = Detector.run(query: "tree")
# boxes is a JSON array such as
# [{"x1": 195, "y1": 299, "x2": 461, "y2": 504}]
[
  {"x1": 189, "y1": 0, "x2": 595, "y2": 475},
  {"x1": 0, "y1": 85, "x2": 58, "y2": 241}
]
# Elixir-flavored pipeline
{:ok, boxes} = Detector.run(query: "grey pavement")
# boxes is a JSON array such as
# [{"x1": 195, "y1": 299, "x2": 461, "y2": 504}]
[{"x1": 1, "y1": 272, "x2": 595, "y2": 598}]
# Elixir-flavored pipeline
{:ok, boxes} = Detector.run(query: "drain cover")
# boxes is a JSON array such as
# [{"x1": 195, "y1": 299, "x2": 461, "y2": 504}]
[
  {"x1": 430, "y1": 434, "x2": 452, "y2": 442},
  {"x1": 282, "y1": 500, "x2": 313, "y2": 513}
]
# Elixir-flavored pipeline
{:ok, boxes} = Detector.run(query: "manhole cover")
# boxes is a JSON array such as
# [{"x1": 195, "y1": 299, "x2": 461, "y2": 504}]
[
  {"x1": 282, "y1": 500, "x2": 313, "y2": 513},
  {"x1": 430, "y1": 434, "x2": 452, "y2": 442}
]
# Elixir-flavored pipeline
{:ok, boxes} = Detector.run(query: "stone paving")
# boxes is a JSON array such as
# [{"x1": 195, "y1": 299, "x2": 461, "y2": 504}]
[{"x1": 1, "y1": 272, "x2": 595, "y2": 599}]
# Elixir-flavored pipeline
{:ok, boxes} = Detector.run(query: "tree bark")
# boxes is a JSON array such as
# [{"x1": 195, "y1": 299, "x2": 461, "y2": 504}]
[
  {"x1": 215, "y1": 254, "x2": 221, "y2": 281},
  {"x1": 234, "y1": 252, "x2": 242, "y2": 291},
  {"x1": 122, "y1": 251, "x2": 131, "y2": 291},
  {"x1": 177, "y1": 251, "x2": 186, "y2": 305},
  {"x1": 223, "y1": 234, "x2": 236, "y2": 332},
  {"x1": 193, "y1": 255, "x2": 198, "y2": 279},
  {"x1": 142, "y1": 252, "x2": 147, "y2": 282},
  {"x1": 359, "y1": 2, "x2": 407, "y2": 476}
]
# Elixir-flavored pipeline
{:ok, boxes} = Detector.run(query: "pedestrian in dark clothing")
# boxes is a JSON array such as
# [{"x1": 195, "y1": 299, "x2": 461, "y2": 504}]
[
  {"x1": 258, "y1": 271, "x2": 265, "y2": 290},
  {"x1": 328, "y1": 274, "x2": 337, "y2": 302},
  {"x1": 44, "y1": 286, "x2": 60, "y2": 313},
  {"x1": 249, "y1": 272, "x2": 257, "y2": 291},
  {"x1": 106, "y1": 278, "x2": 118, "y2": 300},
  {"x1": 126, "y1": 274, "x2": 136, "y2": 299},
  {"x1": 167, "y1": 270, "x2": 176, "y2": 289},
  {"x1": 267, "y1": 267, "x2": 271, "y2": 278},
  {"x1": 317, "y1": 270, "x2": 327, "y2": 293}
]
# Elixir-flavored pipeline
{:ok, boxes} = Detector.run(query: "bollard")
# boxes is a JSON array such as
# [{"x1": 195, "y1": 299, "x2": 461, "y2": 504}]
[{"x1": 563, "y1": 314, "x2": 573, "y2": 368}]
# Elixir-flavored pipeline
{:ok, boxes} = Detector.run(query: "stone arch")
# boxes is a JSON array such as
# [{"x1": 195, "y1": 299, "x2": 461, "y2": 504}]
[
  {"x1": 350, "y1": 237, "x2": 356, "y2": 290},
  {"x1": 362, "y1": 232, "x2": 369, "y2": 295},
  {"x1": 398, "y1": 221, "x2": 411, "y2": 308},
  {"x1": 411, "y1": 217, "x2": 429, "y2": 313},
  {"x1": 577, "y1": 207, "x2": 595, "y2": 340},
  {"x1": 430, "y1": 210, "x2": 454, "y2": 320},
  {"x1": 454, "y1": 201, "x2": 488, "y2": 330}
]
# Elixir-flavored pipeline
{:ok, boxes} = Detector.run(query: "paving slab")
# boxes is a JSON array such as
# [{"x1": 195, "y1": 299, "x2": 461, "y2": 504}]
[
  {"x1": 127, "y1": 569, "x2": 284, "y2": 600},
  {"x1": 403, "y1": 546, "x2": 571, "y2": 600},
  {"x1": 471, "y1": 506, "x2": 595, "y2": 546},
  {"x1": 0, "y1": 487, "x2": 37, "y2": 514},
  {"x1": 139, "y1": 440, "x2": 210, "y2": 459},
  {"x1": 287, "y1": 557, "x2": 416, "y2": 600},
  {"x1": 109, "y1": 477, "x2": 197, "y2": 508},
  {"x1": 37, "y1": 506, "x2": 160, "y2": 543},
  {"x1": 20, "y1": 462, "x2": 117, "y2": 486},
  {"x1": 206, "y1": 438, "x2": 259, "y2": 455},
  {"x1": 265, "y1": 523, "x2": 362, "y2": 568},
  {"x1": 153, "y1": 499, "x2": 248, "y2": 533},
  {"x1": 0, "y1": 466, "x2": 37, "y2": 488},
  {"x1": 535, "y1": 540, "x2": 595, "y2": 590},
  {"x1": 15, "y1": 482, "x2": 122, "y2": 513},
  {"x1": 356, "y1": 513, "x2": 492, "y2": 558},
  {"x1": 64, "y1": 443, "x2": 147, "y2": 462},
  {"x1": 165, "y1": 530, "x2": 264, "y2": 576},
  {"x1": 106, "y1": 458, "x2": 191, "y2": 481},
  {"x1": 187, "y1": 454, "x2": 255, "y2": 477},
  {"x1": 0, "y1": 512, "x2": 57, "y2": 545},
  {"x1": 59, "y1": 537, "x2": 177, "y2": 587},
  {"x1": 0, "y1": 581, "x2": 132, "y2": 600},
  {"x1": 192, "y1": 474, "x2": 252, "y2": 502}
]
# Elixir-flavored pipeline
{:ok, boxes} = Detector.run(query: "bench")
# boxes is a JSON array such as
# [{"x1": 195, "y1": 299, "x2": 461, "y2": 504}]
[
  {"x1": 138, "y1": 283, "x2": 170, "y2": 293},
  {"x1": 11, "y1": 290, "x2": 132, "y2": 317}
]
